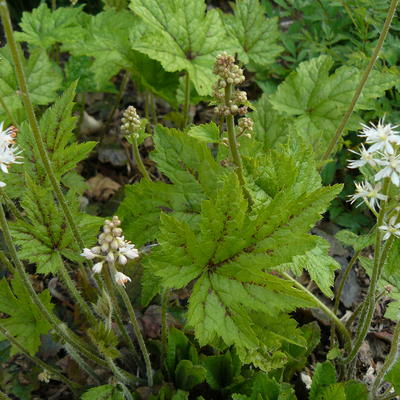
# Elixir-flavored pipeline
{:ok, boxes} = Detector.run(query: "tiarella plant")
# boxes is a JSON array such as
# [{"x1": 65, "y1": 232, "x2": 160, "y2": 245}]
[{"x1": 1, "y1": 0, "x2": 400, "y2": 399}]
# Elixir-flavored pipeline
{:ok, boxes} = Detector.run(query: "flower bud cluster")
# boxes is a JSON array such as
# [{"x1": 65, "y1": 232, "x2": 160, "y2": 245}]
[
  {"x1": 121, "y1": 106, "x2": 141, "y2": 137},
  {"x1": 81, "y1": 216, "x2": 139, "y2": 286},
  {"x1": 0, "y1": 122, "x2": 22, "y2": 188},
  {"x1": 212, "y1": 53, "x2": 248, "y2": 117},
  {"x1": 348, "y1": 118, "x2": 400, "y2": 216},
  {"x1": 238, "y1": 117, "x2": 254, "y2": 138}
]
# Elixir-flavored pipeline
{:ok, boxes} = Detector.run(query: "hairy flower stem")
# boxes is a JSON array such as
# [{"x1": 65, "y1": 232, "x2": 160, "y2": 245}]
[
  {"x1": 0, "y1": 325, "x2": 81, "y2": 394},
  {"x1": 0, "y1": 0, "x2": 87, "y2": 253},
  {"x1": 321, "y1": 0, "x2": 399, "y2": 162},
  {"x1": 132, "y1": 136, "x2": 151, "y2": 182},
  {"x1": 371, "y1": 320, "x2": 400, "y2": 398},
  {"x1": 282, "y1": 272, "x2": 352, "y2": 351},
  {"x1": 114, "y1": 280, "x2": 153, "y2": 386},
  {"x1": 106, "y1": 71, "x2": 130, "y2": 132},
  {"x1": 103, "y1": 266, "x2": 141, "y2": 364},
  {"x1": 344, "y1": 179, "x2": 391, "y2": 365},
  {"x1": 0, "y1": 251, "x2": 15, "y2": 273},
  {"x1": 0, "y1": 201, "x2": 108, "y2": 370},
  {"x1": 181, "y1": 71, "x2": 191, "y2": 128},
  {"x1": 224, "y1": 84, "x2": 252, "y2": 205},
  {"x1": 64, "y1": 343, "x2": 102, "y2": 385},
  {"x1": 0, "y1": 189, "x2": 24, "y2": 221},
  {"x1": 58, "y1": 262, "x2": 98, "y2": 326}
]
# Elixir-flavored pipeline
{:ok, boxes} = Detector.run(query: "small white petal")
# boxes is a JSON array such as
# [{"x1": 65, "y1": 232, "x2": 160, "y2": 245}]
[
  {"x1": 114, "y1": 271, "x2": 131, "y2": 287},
  {"x1": 92, "y1": 262, "x2": 104, "y2": 273}
]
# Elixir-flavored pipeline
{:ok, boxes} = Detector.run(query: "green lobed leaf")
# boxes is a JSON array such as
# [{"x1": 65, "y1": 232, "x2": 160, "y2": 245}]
[
  {"x1": 309, "y1": 361, "x2": 337, "y2": 400},
  {"x1": 0, "y1": 273, "x2": 54, "y2": 356},
  {"x1": 63, "y1": 9, "x2": 180, "y2": 104},
  {"x1": 174, "y1": 360, "x2": 207, "y2": 391},
  {"x1": 285, "y1": 236, "x2": 341, "y2": 298},
  {"x1": 118, "y1": 126, "x2": 226, "y2": 245},
  {"x1": 145, "y1": 169, "x2": 338, "y2": 369},
  {"x1": 0, "y1": 45, "x2": 62, "y2": 121},
  {"x1": 15, "y1": 4, "x2": 85, "y2": 49},
  {"x1": 3, "y1": 83, "x2": 96, "y2": 197},
  {"x1": 10, "y1": 177, "x2": 102, "y2": 274},
  {"x1": 222, "y1": 0, "x2": 283, "y2": 70},
  {"x1": 269, "y1": 55, "x2": 396, "y2": 152},
  {"x1": 129, "y1": 0, "x2": 236, "y2": 95}
]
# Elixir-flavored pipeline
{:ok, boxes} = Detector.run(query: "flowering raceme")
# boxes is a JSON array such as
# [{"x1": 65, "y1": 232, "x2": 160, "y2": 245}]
[
  {"x1": 81, "y1": 216, "x2": 139, "y2": 286},
  {"x1": 348, "y1": 119, "x2": 400, "y2": 211},
  {"x1": 0, "y1": 122, "x2": 22, "y2": 187}
]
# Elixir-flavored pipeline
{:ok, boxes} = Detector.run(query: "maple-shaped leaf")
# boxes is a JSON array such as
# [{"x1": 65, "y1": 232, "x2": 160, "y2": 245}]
[
  {"x1": 269, "y1": 55, "x2": 396, "y2": 144},
  {"x1": 129, "y1": 0, "x2": 236, "y2": 95},
  {"x1": 0, "y1": 45, "x2": 62, "y2": 123},
  {"x1": 144, "y1": 172, "x2": 340, "y2": 368},
  {"x1": 63, "y1": 9, "x2": 179, "y2": 105},
  {"x1": 15, "y1": 4, "x2": 85, "y2": 49},
  {"x1": 118, "y1": 126, "x2": 227, "y2": 246},
  {"x1": 222, "y1": 0, "x2": 283, "y2": 70},
  {"x1": 10, "y1": 177, "x2": 102, "y2": 274},
  {"x1": 3, "y1": 83, "x2": 96, "y2": 197},
  {"x1": 0, "y1": 273, "x2": 54, "y2": 355}
]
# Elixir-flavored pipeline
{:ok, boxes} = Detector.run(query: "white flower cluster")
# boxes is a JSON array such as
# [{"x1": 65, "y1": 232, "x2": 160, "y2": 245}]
[
  {"x1": 80, "y1": 216, "x2": 139, "y2": 286},
  {"x1": 348, "y1": 119, "x2": 400, "y2": 240},
  {"x1": 0, "y1": 122, "x2": 22, "y2": 187}
]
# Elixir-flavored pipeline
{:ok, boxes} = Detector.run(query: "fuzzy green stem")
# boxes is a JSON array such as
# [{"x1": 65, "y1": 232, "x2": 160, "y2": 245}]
[
  {"x1": 181, "y1": 71, "x2": 191, "y2": 128},
  {"x1": 371, "y1": 320, "x2": 400, "y2": 398},
  {"x1": 0, "y1": 201, "x2": 108, "y2": 369},
  {"x1": 64, "y1": 343, "x2": 101, "y2": 385},
  {"x1": 343, "y1": 179, "x2": 391, "y2": 365},
  {"x1": 132, "y1": 136, "x2": 151, "y2": 182},
  {"x1": 58, "y1": 262, "x2": 98, "y2": 326},
  {"x1": 0, "y1": 325, "x2": 80, "y2": 393},
  {"x1": 115, "y1": 281, "x2": 153, "y2": 386},
  {"x1": 282, "y1": 272, "x2": 352, "y2": 351},
  {"x1": 105, "y1": 356, "x2": 132, "y2": 386},
  {"x1": 0, "y1": 250, "x2": 15, "y2": 273},
  {"x1": 0, "y1": 0, "x2": 87, "y2": 252},
  {"x1": 106, "y1": 71, "x2": 130, "y2": 132},
  {"x1": 0, "y1": 189, "x2": 24, "y2": 221},
  {"x1": 321, "y1": 0, "x2": 399, "y2": 162},
  {"x1": 103, "y1": 266, "x2": 141, "y2": 364}
]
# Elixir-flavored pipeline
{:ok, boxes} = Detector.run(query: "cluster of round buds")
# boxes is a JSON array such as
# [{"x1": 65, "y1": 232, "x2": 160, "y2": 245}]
[
  {"x1": 121, "y1": 106, "x2": 141, "y2": 137},
  {"x1": 213, "y1": 52, "x2": 245, "y2": 86},
  {"x1": 212, "y1": 53, "x2": 249, "y2": 117},
  {"x1": 238, "y1": 117, "x2": 254, "y2": 138},
  {"x1": 0, "y1": 122, "x2": 22, "y2": 187},
  {"x1": 81, "y1": 216, "x2": 139, "y2": 286}
]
